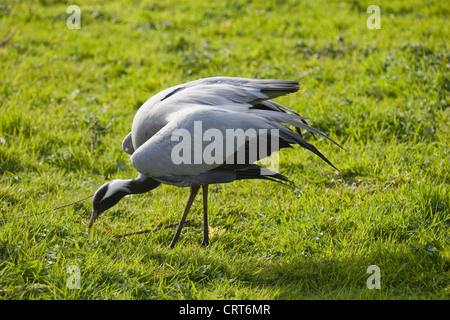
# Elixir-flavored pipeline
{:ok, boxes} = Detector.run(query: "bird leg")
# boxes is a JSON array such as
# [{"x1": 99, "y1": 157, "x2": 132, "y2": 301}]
[
  {"x1": 169, "y1": 185, "x2": 200, "y2": 248},
  {"x1": 201, "y1": 184, "x2": 209, "y2": 247}
]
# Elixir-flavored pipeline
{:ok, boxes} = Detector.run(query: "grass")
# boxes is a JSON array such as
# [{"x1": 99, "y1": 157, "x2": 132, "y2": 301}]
[{"x1": 0, "y1": 0, "x2": 448, "y2": 300}]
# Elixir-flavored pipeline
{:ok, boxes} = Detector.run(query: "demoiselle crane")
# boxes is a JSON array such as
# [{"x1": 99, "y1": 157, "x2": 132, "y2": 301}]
[{"x1": 88, "y1": 77, "x2": 341, "y2": 247}]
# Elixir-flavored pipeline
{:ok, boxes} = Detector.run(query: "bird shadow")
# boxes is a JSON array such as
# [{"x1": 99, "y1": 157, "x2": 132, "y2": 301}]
[{"x1": 133, "y1": 233, "x2": 445, "y2": 299}]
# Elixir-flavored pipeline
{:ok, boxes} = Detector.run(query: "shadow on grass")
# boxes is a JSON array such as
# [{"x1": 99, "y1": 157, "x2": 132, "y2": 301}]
[{"x1": 130, "y1": 234, "x2": 448, "y2": 299}]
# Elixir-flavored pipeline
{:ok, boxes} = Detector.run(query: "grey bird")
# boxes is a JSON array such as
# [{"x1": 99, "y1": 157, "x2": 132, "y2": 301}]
[{"x1": 88, "y1": 77, "x2": 341, "y2": 248}]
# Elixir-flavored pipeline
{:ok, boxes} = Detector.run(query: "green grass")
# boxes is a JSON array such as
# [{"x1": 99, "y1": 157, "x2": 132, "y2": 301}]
[{"x1": 0, "y1": 0, "x2": 448, "y2": 300}]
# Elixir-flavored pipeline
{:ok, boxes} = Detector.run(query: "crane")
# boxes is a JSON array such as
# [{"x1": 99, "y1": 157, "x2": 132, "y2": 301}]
[{"x1": 88, "y1": 77, "x2": 341, "y2": 248}]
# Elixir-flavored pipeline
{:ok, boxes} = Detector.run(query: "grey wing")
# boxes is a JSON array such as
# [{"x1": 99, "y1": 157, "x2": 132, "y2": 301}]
[
  {"x1": 171, "y1": 77, "x2": 320, "y2": 138},
  {"x1": 131, "y1": 77, "x2": 303, "y2": 149},
  {"x1": 159, "y1": 76, "x2": 301, "y2": 107},
  {"x1": 130, "y1": 77, "x2": 341, "y2": 175},
  {"x1": 130, "y1": 108, "x2": 276, "y2": 178},
  {"x1": 130, "y1": 104, "x2": 340, "y2": 180}
]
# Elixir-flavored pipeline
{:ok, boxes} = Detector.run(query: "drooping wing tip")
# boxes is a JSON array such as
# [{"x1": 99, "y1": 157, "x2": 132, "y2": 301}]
[{"x1": 260, "y1": 80, "x2": 301, "y2": 98}]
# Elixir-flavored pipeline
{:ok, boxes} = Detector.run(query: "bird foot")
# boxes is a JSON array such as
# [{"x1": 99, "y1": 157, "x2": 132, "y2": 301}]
[{"x1": 200, "y1": 240, "x2": 209, "y2": 247}]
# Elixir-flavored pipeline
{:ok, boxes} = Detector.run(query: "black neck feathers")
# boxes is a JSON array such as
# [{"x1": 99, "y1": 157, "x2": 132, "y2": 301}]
[{"x1": 129, "y1": 174, "x2": 161, "y2": 194}]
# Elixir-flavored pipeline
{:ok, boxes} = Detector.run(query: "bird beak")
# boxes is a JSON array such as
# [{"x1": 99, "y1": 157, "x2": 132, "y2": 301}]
[{"x1": 88, "y1": 211, "x2": 98, "y2": 230}]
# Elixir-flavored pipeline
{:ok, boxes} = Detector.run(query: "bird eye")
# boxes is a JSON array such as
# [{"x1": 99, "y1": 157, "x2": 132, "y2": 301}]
[{"x1": 95, "y1": 201, "x2": 101, "y2": 205}]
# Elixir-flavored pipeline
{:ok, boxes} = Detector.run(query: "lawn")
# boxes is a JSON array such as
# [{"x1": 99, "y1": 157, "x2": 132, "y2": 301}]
[{"x1": 0, "y1": 0, "x2": 448, "y2": 300}]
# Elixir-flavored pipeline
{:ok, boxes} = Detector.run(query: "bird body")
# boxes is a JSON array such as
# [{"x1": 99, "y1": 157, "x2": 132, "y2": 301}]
[{"x1": 89, "y1": 77, "x2": 341, "y2": 247}]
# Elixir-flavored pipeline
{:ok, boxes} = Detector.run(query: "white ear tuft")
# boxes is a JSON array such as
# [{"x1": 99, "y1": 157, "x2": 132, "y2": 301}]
[{"x1": 102, "y1": 180, "x2": 131, "y2": 200}]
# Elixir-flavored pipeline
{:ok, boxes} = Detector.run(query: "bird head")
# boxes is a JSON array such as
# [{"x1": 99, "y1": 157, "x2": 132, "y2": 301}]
[{"x1": 88, "y1": 180, "x2": 131, "y2": 229}]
